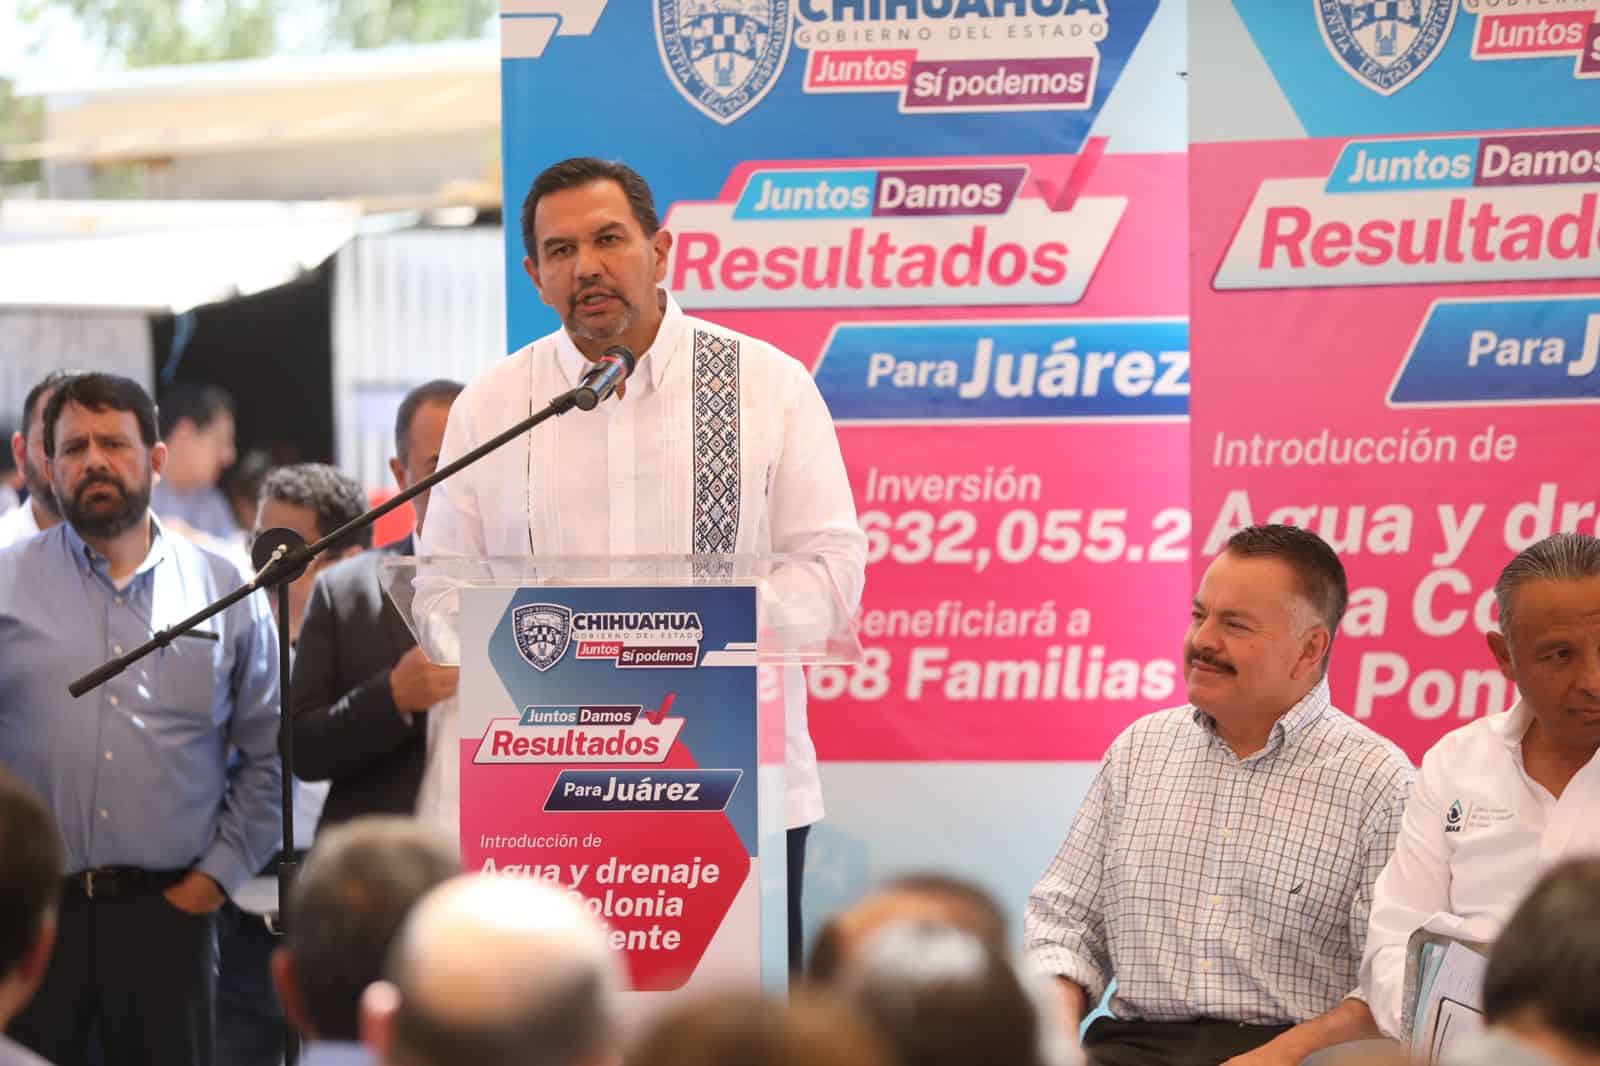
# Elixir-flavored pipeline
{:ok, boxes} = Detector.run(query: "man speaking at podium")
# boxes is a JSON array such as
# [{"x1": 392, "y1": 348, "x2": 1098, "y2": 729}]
[{"x1": 418, "y1": 156, "x2": 868, "y2": 968}]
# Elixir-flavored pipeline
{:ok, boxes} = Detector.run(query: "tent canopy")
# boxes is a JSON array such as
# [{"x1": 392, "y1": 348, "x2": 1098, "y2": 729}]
[{"x1": 0, "y1": 199, "x2": 370, "y2": 312}]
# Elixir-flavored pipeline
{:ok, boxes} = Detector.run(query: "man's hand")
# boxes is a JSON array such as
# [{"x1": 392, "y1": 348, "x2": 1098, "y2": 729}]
[
  {"x1": 389, "y1": 647, "x2": 460, "y2": 714},
  {"x1": 1221, "y1": 997, "x2": 1384, "y2": 1066},
  {"x1": 163, "y1": 870, "x2": 226, "y2": 915}
]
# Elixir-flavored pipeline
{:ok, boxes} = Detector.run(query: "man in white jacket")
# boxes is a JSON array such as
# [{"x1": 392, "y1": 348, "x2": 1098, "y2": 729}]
[{"x1": 1361, "y1": 532, "x2": 1600, "y2": 1039}]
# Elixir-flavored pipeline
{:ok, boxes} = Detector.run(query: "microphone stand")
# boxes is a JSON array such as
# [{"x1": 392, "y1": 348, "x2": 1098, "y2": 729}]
[{"x1": 66, "y1": 376, "x2": 610, "y2": 1064}]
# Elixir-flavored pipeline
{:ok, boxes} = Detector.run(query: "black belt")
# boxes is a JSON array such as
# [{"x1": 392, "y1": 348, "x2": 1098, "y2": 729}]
[{"x1": 63, "y1": 866, "x2": 188, "y2": 900}]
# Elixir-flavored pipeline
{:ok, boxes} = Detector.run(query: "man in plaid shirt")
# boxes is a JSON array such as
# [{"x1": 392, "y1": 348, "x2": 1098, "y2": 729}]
[{"x1": 1026, "y1": 524, "x2": 1415, "y2": 1066}]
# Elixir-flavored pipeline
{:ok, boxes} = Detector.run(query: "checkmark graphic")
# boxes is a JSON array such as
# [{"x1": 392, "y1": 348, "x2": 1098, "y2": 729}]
[
  {"x1": 1033, "y1": 135, "x2": 1109, "y2": 214},
  {"x1": 646, "y1": 692, "x2": 677, "y2": 725}
]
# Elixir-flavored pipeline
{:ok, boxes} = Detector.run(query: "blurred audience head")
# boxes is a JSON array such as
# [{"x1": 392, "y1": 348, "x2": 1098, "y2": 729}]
[
  {"x1": 808, "y1": 872, "x2": 1007, "y2": 983},
  {"x1": 1480, "y1": 857, "x2": 1600, "y2": 1066},
  {"x1": 0, "y1": 419, "x2": 17, "y2": 493},
  {"x1": 389, "y1": 380, "x2": 463, "y2": 536},
  {"x1": 363, "y1": 874, "x2": 625, "y2": 1066},
  {"x1": 254, "y1": 462, "x2": 370, "y2": 642},
  {"x1": 221, "y1": 448, "x2": 275, "y2": 533},
  {"x1": 627, "y1": 990, "x2": 896, "y2": 1066},
  {"x1": 11, "y1": 369, "x2": 81, "y2": 524},
  {"x1": 42, "y1": 373, "x2": 164, "y2": 544},
  {"x1": 158, "y1": 382, "x2": 236, "y2": 491},
  {"x1": 829, "y1": 921, "x2": 1045, "y2": 1066},
  {"x1": 1489, "y1": 533, "x2": 1600, "y2": 760},
  {"x1": 271, "y1": 816, "x2": 458, "y2": 1044},
  {"x1": 0, "y1": 767, "x2": 65, "y2": 1030}
]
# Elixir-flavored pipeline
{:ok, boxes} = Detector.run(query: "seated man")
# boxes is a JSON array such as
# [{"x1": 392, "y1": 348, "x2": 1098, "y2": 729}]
[
  {"x1": 1026, "y1": 524, "x2": 1415, "y2": 1066},
  {"x1": 1361, "y1": 533, "x2": 1600, "y2": 1040}
]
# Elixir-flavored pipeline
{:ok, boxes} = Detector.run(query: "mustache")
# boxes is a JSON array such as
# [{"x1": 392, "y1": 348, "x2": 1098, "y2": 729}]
[
  {"x1": 1187, "y1": 648, "x2": 1235, "y2": 673},
  {"x1": 74, "y1": 475, "x2": 126, "y2": 498}
]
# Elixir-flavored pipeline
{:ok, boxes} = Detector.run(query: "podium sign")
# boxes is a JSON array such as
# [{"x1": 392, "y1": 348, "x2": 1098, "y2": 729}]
[{"x1": 456, "y1": 583, "x2": 776, "y2": 994}]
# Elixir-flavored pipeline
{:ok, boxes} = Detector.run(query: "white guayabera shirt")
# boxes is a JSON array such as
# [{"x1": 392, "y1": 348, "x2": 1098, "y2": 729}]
[{"x1": 418, "y1": 291, "x2": 868, "y2": 829}]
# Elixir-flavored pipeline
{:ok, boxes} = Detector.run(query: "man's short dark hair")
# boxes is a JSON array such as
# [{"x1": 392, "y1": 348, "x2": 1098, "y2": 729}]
[
  {"x1": 1483, "y1": 857, "x2": 1600, "y2": 1050},
  {"x1": 285, "y1": 818, "x2": 458, "y2": 1042},
  {"x1": 158, "y1": 382, "x2": 234, "y2": 438},
  {"x1": 521, "y1": 157, "x2": 660, "y2": 263},
  {"x1": 0, "y1": 768, "x2": 65, "y2": 978},
  {"x1": 1225, "y1": 524, "x2": 1349, "y2": 661},
  {"x1": 42, "y1": 373, "x2": 160, "y2": 458},
  {"x1": 21, "y1": 369, "x2": 81, "y2": 432},
  {"x1": 394, "y1": 380, "x2": 463, "y2": 464},
  {"x1": 258, "y1": 463, "x2": 372, "y2": 549}
]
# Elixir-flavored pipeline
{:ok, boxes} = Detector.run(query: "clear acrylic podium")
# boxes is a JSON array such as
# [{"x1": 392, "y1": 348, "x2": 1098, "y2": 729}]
[
  {"x1": 379, "y1": 553, "x2": 862, "y2": 999},
  {"x1": 380, "y1": 553, "x2": 864, "y2": 667}
]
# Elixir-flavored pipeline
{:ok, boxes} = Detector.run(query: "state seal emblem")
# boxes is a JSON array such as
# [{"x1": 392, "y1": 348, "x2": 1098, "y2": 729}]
[
  {"x1": 513, "y1": 603, "x2": 572, "y2": 673},
  {"x1": 656, "y1": 0, "x2": 792, "y2": 125},
  {"x1": 1317, "y1": 0, "x2": 1458, "y2": 96}
]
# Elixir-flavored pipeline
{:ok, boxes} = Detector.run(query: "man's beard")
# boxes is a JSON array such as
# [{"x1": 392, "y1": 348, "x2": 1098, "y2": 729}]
[
  {"x1": 61, "y1": 473, "x2": 150, "y2": 540},
  {"x1": 565, "y1": 289, "x2": 638, "y2": 342},
  {"x1": 21, "y1": 454, "x2": 59, "y2": 518}
]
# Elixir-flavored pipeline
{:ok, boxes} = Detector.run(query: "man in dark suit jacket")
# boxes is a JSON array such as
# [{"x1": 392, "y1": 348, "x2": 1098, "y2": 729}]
[{"x1": 290, "y1": 380, "x2": 463, "y2": 830}]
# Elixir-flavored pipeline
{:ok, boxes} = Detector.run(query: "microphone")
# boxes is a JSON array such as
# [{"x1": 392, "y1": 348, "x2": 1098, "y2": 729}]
[{"x1": 573, "y1": 345, "x2": 638, "y2": 410}]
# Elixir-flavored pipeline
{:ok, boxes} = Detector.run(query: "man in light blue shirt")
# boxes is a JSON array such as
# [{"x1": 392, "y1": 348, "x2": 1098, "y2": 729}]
[{"x1": 0, "y1": 372, "x2": 281, "y2": 1066}]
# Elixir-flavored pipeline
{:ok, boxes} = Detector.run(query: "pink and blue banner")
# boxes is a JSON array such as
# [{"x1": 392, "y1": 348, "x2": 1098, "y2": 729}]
[
  {"x1": 1191, "y1": 0, "x2": 1600, "y2": 759},
  {"x1": 496, "y1": 1, "x2": 1190, "y2": 925},
  {"x1": 482, "y1": 0, "x2": 1600, "y2": 945},
  {"x1": 497, "y1": 3, "x2": 1187, "y2": 761}
]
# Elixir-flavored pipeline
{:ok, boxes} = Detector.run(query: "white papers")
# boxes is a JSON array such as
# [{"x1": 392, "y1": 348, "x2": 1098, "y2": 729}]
[{"x1": 1411, "y1": 939, "x2": 1489, "y2": 1065}]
